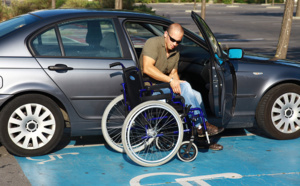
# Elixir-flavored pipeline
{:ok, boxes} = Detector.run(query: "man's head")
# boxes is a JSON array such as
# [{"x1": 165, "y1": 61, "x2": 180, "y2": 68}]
[{"x1": 164, "y1": 23, "x2": 184, "y2": 51}]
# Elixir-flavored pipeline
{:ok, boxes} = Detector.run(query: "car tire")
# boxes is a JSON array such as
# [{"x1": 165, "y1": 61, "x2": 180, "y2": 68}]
[
  {"x1": 256, "y1": 83, "x2": 300, "y2": 140},
  {"x1": 0, "y1": 94, "x2": 64, "y2": 156}
]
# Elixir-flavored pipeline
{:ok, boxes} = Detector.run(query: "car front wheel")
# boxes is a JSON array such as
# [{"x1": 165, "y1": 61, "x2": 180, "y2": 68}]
[
  {"x1": 0, "y1": 94, "x2": 64, "y2": 156},
  {"x1": 256, "y1": 83, "x2": 300, "y2": 140}
]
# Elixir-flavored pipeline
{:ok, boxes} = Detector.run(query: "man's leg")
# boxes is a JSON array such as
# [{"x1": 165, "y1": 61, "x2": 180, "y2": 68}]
[
  {"x1": 152, "y1": 82, "x2": 224, "y2": 150},
  {"x1": 180, "y1": 82, "x2": 224, "y2": 136},
  {"x1": 180, "y1": 82, "x2": 206, "y2": 124},
  {"x1": 180, "y1": 82, "x2": 223, "y2": 150}
]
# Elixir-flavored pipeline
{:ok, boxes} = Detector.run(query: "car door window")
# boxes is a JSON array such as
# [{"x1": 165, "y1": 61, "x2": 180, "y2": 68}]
[
  {"x1": 31, "y1": 18, "x2": 122, "y2": 58},
  {"x1": 58, "y1": 18, "x2": 122, "y2": 58},
  {"x1": 31, "y1": 28, "x2": 62, "y2": 56}
]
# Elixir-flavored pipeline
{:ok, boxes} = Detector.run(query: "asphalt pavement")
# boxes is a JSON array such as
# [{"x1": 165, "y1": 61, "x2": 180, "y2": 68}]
[{"x1": 0, "y1": 142, "x2": 31, "y2": 186}]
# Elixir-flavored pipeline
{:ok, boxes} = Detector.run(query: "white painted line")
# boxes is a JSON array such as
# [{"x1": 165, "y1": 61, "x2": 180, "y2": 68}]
[
  {"x1": 130, "y1": 172, "x2": 189, "y2": 186},
  {"x1": 244, "y1": 172, "x2": 300, "y2": 178},
  {"x1": 185, "y1": 10, "x2": 201, "y2": 13},
  {"x1": 222, "y1": 132, "x2": 256, "y2": 138},
  {"x1": 218, "y1": 38, "x2": 265, "y2": 42},
  {"x1": 226, "y1": 5, "x2": 239, "y2": 8},
  {"x1": 266, "y1": 6, "x2": 281, "y2": 8},
  {"x1": 65, "y1": 144, "x2": 105, "y2": 148}
]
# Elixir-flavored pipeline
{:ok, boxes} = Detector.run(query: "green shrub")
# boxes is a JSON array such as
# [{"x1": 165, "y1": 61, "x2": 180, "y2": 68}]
[
  {"x1": 10, "y1": 0, "x2": 51, "y2": 16},
  {"x1": 56, "y1": 0, "x2": 67, "y2": 8},
  {"x1": 0, "y1": 4, "x2": 10, "y2": 21},
  {"x1": 132, "y1": 3, "x2": 155, "y2": 13},
  {"x1": 61, "y1": 0, "x2": 101, "y2": 8},
  {"x1": 62, "y1": 0, "x2": 136, "y2": 10},
  {"x1": 222, "y1": 0, "x2": 232, "y2": 3}
]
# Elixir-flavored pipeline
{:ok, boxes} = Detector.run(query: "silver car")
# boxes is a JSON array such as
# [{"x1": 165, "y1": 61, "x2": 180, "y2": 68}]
[{"x1": 0, "y1": 9, "x2": 299, "y2": 157}]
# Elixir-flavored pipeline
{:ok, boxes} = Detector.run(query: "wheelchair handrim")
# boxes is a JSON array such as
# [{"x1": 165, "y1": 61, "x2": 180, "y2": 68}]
[{"x1": 125, "y1": 102, "x2": 183, "y2": 165}]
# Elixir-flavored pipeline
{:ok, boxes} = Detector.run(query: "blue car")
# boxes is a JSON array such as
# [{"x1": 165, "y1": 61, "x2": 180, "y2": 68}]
[{"x1": 0, "y1": 9, "x2": 299, "y2": 156}]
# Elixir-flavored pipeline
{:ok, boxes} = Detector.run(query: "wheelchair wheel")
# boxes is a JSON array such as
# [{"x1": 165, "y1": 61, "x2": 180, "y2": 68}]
[
  {"x1": 101, "y1": 95, "x2": 126, "y2": 153},
  {"x1": 177, "y1": 141, "x2": 198, "y2": 162},
  {"x1": 155, "y1": 136, "x2": 176, "y2": 151},
  {"x1": 122, "y1": 101, "x2": 183, "y2": 167}
]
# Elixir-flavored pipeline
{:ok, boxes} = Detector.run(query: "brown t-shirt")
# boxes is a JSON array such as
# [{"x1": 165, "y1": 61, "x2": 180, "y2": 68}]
[{"x1": 139, "y1": 36, "x2": 179, "y2": 82}]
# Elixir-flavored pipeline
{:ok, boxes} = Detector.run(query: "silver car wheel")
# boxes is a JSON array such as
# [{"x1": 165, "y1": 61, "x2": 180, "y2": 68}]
[
  {"x1": 8, "y1": 103, "x2": 56, "y2": 150},
  {"x1": 271, "y1": 92, "x2": 300, "y2": 134}
]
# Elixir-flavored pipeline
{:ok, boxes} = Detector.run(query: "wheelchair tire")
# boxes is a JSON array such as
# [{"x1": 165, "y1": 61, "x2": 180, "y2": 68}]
[
  {"x1": 177, "y1": 141, "x2": 198, "y2": 162},
  {"x1": 122, "y1": 101, "x2": 183, "y2": 167},
  {"x1": 101, "y1": 95, "x2": 126, "y2": 153}
]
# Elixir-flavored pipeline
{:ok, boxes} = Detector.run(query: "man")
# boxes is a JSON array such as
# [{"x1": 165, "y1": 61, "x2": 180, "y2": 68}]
[{"x1": 139, "y1": 23, "x2": 224, "y2": 150}]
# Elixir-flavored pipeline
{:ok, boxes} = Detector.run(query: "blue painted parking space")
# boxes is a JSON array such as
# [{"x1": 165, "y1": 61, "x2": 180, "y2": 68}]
[{"x1": 15, "y1": 130, "x2": 300, "y2": 185}]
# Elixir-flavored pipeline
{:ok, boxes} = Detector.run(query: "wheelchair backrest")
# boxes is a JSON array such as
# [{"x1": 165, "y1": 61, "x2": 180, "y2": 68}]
[{"x1": 122, "y1": 66, "x2": 145, "y2": 109}]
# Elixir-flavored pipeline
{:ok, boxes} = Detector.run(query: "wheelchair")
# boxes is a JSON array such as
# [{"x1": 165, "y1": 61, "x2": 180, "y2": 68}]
[{"x1": 102, "y1": 62, "x2": 210, "y2": 167}]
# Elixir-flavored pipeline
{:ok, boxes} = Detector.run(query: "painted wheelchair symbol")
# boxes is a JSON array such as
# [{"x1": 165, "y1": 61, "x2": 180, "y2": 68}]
[
  {"x1": 130, "y1": 172, "x2": 243, "y2": 186},
  {"x1": 26, "y1": 152, "x2": 79, "y2": 164}
]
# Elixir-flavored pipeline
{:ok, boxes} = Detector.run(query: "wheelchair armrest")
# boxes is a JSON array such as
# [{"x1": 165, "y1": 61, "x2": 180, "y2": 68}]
[
  {"x1": 146, "y1": 83, "x2": 170, "y2": 91},
  {"x1": 141, "y1": 93, "x2": 172, "y2": 102}
]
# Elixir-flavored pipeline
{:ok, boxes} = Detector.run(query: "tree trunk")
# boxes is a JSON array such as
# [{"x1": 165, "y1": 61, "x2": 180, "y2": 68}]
[
  {"x1": 274, "y1": 0, "x2": 294, "y2": 59},
  {"x1": 115, "y1": 0, "x2": 122, "y2": 10},
  {"x1": 296, "y1": 0, "x2": 300, "y2": 17},
  {"x1": 201, "y1": 0, "x2": 206, "y2": 20},
  {"x1": 52, "y1": 0, "x2": 55, "y2": 9},
  {"x1": 193, "y1": 0, "x2": 197, "y2": 10}
]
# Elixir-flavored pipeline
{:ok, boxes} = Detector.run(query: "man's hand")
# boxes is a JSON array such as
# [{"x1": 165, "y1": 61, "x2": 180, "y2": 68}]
[{"x1": 170, "y1": 79, "x2": 185, "y2": 95}]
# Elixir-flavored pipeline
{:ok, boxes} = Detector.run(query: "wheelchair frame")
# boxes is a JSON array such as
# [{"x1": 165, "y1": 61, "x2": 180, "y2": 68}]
[{"x1": 101, "y1": 62, "x2": 210, "y2": 167}]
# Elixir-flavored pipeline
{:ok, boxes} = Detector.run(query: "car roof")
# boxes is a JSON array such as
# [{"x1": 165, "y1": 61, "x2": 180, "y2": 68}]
[{"x1": 30, "y1": 9, "x2": 172, "y2": 23}]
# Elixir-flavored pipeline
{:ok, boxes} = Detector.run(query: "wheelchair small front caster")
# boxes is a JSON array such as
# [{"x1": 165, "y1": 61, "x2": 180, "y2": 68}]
[{"x1": 177, "y1": 141, "x2": 198, "y2": 162}]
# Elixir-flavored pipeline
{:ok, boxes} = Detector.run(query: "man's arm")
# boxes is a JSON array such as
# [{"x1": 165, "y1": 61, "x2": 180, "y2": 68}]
[
  {"x1": 143, "y1": 55, "x2": 183, "y2": 94},
  {"x1": 169, "y1": 68, "x2": 185, "y2": 95},
  {"x1": 143, "y1": 55, "x2": 172, "y2": 83}
]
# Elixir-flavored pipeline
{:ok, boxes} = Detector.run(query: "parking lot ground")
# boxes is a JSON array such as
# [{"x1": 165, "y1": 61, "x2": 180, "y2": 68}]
[{"x1": 15, "y1": 129, "x2": 300, "y2": 186}]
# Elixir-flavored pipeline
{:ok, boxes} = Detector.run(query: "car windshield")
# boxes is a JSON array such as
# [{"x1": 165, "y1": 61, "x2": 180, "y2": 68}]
[{"x1": 0, "y1": 14, "x2": 40, "y2": 38}]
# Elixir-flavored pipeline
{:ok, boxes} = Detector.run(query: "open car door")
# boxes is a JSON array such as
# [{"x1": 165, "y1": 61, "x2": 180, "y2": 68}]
[{"x1": 191, "y1": 11, "x2": 236, "y2": 124}]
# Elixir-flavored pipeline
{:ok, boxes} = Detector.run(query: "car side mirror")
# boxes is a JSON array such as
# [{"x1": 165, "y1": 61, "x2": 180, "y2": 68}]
[{"x1": 228, "y1": 48, "x2": 244, "y2": 59}]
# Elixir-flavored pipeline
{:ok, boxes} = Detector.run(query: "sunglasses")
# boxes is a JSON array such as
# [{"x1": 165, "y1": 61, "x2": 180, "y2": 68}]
[{"x1": 167, "y1": 32, "x2": 182, "y2": 44}]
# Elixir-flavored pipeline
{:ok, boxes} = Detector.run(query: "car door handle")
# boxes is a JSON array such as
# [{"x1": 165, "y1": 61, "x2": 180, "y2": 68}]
[{"x1": 48, "y1": 64, "x2": 73, "y2": 71}]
